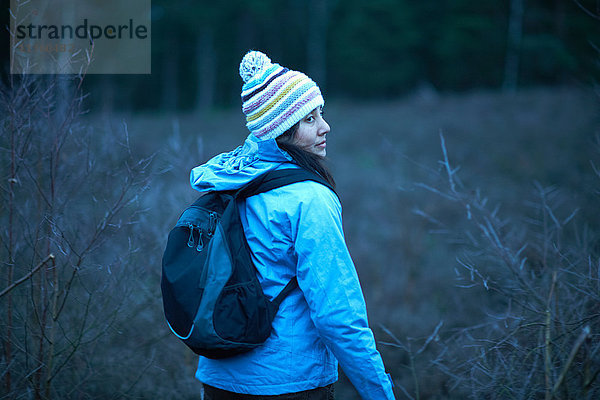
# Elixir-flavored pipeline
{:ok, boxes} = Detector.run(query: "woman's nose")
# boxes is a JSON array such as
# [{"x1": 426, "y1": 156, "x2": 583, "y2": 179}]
[{"x1": 319, "y1": 117, "x2": 330, "y2": 135}]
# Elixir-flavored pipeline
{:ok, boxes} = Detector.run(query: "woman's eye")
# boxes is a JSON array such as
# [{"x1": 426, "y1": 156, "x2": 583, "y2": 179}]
[{"x1": 305, "y1": 116, "x2": 315, "y2": 122}]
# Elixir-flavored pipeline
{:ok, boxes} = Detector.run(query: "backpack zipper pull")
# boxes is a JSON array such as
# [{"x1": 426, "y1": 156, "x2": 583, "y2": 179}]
[
  {"x1": 208, "y1": 212, "x2": 217, "y2": 236},
  {"x1": 196, "y1": 229, "x2": 204, "y2": 252},
  {"x1": 187, "y1": 223, "x2": 195, "y2": 248}
]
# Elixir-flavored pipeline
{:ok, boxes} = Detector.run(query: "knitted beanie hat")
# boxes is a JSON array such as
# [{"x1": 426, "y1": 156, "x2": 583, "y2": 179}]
[{"x1": 239, "y1": 50, "x2": 324, "y2": 141}]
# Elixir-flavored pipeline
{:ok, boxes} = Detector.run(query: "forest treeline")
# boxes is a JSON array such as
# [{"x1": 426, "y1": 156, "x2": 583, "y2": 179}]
[{"x1": 81, "y1": 0, "x2": 600, "y2": 111}]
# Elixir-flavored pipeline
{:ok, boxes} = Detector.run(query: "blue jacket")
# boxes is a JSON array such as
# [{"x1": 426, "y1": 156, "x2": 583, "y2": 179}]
[{"x1": 190, "y1": 134, "x2": 395, "y2": 399}]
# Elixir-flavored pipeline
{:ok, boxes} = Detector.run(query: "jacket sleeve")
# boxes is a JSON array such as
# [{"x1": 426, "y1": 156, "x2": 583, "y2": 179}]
[{"x1": 289, "y1": 182, "x2": 395, "y2": 400}]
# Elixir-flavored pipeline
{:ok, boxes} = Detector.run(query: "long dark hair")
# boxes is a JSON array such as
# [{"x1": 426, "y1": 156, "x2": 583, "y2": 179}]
[{"x1": 276, "y1": 123, "x2": 336, "y2": 189}]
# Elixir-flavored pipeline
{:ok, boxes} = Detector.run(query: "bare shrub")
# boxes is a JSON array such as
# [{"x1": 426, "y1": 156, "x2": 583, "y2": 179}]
[
  {"x1": 0, "y1": 72, "x2": 153, "y2": 398},
  {"x1": 409, "y1": 133, "x2": 600, "y2": 399}
]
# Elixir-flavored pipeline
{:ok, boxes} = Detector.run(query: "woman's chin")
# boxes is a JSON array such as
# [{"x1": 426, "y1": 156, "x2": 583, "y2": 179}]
[{"x1": 313, "y1": 145, "x2": 326, "y2": 157}]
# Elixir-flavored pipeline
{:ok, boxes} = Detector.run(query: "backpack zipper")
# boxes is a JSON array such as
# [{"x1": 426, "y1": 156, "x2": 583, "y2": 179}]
[
  {"x1": 196, "y1": 230, "x2": 204, "y2": 252},
  {"x1": 187, "y1": 223, "x2": 195, "y2": 248},
  {"x1": 208, "y1": 212, "x2": 217, "y2": 237},
  {"x1": 187, "y1": 212, "x2": 217, "y2": 251}
]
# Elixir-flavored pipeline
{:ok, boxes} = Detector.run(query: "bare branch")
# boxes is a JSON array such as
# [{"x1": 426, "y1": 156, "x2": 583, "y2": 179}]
[
  {"x1": 417, "y1": 320, "x2": 444, "y2": 355},
  {"x1": 439, "y1": 131, "x2": 457, "y2": 193},
  {"x1": 571, "y1": 0, "x2": 600, "y2": 21},
  {"x1": 0, "y1": 254, "x2": 55, "y2": 298},
  {"x1": 551, "y1": 326, "x2": 591, "y2": 396}
]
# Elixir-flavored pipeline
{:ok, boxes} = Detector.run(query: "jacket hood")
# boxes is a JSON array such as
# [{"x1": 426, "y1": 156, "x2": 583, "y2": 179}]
[{"x1": 190, "y1": 133, "x2": 292, "y2": 193}]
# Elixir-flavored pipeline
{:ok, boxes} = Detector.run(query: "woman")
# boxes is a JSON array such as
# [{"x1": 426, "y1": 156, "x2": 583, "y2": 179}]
[{"x1": 190, "y1": 51, "x2": 395, "y2": 400}]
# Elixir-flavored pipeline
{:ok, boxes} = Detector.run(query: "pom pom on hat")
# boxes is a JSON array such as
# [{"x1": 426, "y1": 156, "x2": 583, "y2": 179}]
[
  {"x1": 239, "y1": 51, "x2": 273, "y2": 83},
  {"x1": 239, "y1": 50, "x2": 324, "y2": 141}
]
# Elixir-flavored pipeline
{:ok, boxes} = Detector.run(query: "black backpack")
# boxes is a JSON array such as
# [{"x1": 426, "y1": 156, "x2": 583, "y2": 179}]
[{"x1": 161, "y1": 167, "x2": 335, "y2": 359}]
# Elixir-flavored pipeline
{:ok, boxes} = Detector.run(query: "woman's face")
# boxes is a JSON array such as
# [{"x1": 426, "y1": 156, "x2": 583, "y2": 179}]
[{"x1": 294, "y1": 107, "x2": 330, "y2": 156}]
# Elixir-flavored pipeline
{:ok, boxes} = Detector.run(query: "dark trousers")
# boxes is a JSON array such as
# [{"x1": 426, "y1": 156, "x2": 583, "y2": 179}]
[{"x1": 203, "y1": 384, "x2": 335, "y2": 400}]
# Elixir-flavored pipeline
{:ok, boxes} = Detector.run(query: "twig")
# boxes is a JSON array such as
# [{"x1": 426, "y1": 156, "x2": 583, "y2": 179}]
[
  {"x1": 571, "y1": 0, "x2": 600, "y2": 21},
  {"x1": 417, "y1": 320, "x2": 444, "y2": 355},
  {"x1": 0, "y1": 254, "x2": 55, "y2": 298},
  {"x1": 439, "y1": 131, "x2": 458, "y2": 193},
  {"x1": 544, "y1": 271, "x2": 557, "y2": 400},
  {"x1": 551, "y1": 326, "x2": 591, "y2": 396}
]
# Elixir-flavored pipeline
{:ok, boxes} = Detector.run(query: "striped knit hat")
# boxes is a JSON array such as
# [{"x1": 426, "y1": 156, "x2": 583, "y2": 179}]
[{"x1": 239, "y1": 50, "x2": 324, "y2": 141}]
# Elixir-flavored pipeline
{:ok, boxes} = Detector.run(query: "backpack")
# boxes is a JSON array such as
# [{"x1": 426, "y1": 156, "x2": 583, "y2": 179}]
[{"x1": 161, "y1": 167, "x2": 335, "y2": 359}]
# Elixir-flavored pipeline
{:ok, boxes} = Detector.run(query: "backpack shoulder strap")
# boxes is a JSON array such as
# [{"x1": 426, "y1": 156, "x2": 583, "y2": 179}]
[
  {"x1": 271, "y1": 276, "x2": 298, "y2": 309},
  {"x1": 237, "y1": 167, "x2": 337, "y2": 199},
  {"x1": 234, "y1": 167, "x2": 336, "y2": 305}
]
